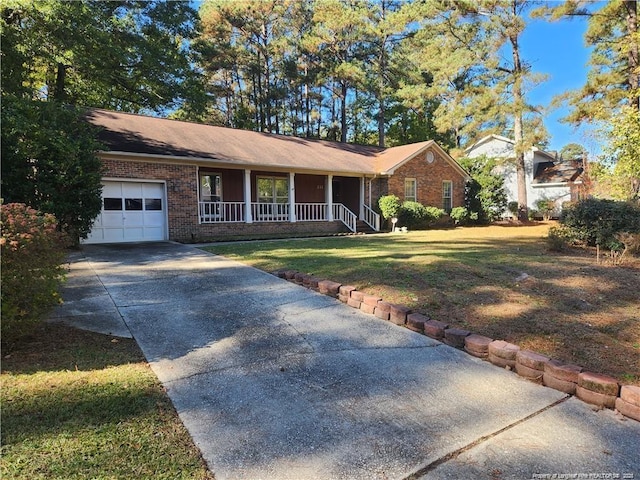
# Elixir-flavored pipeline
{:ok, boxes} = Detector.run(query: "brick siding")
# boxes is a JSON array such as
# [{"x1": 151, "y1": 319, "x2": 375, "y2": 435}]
[
  {"x1": 101, "y1": 157, "x2": 347, "y2": 242},
  {"x1": 371, "y1": 149, "x2": 466, "y2": 210}
]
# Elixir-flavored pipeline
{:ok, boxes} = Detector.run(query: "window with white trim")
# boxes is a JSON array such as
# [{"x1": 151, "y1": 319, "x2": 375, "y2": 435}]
[
  {"x1": 200, "y1": 173, "x2": 222, "y2": 202},
  {"x1": 404, "y1": 178, "x2": 417, "y2": 202},
  {"x1": 442, "y1": 180, "x2": 453, "y2": 213},
  {"x1": 257, "y1": 176, "x2": 288, "y2": 203}
]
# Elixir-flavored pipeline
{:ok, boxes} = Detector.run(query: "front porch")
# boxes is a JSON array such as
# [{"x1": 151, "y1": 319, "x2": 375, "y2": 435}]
[{"x1": 197, "y1": 169, "x2": 380, "y2": 233}]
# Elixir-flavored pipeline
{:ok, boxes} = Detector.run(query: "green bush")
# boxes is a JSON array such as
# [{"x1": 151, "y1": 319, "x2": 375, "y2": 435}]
[
  {"x1": 559, "y1": 199, "x2": 640, "y2": 251},
  {"x1": 378, "y1": 195, "x2": 401, "y2": 220},
  {"x1": 535, "y1": 199, "x2": 555, "y2": 220},
  {"x1": 546, "y1": 225, "x2": 573, "y2": 251},
  {"x1": 508, "y1": 201, "x2": 519, "y2": 218},
  {"x1": 397, "y1": 201, "x2": 445, "y2": 230},
  {"x1": 450, "y1": 206, "x2": 478, "y2": 226},
  {"x1": 1, "y1": 203, "x2": 68, "y2": 347}
]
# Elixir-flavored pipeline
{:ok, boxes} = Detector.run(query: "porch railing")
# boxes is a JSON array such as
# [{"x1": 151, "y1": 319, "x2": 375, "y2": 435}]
[
  {"x1": 251, "y1": 202, "x2": 289, "y2": 222},
  {"x1": 199, "y1": 202, "x2": 244, "y2": 223},
  {"x1": 333, "y1": 203, "x2": 357, "y2": 232},
  {"x1": 296, "y1": 203, "x2": 329, "y2": 222},
  {"x1": 199, "y1": 201, "x2": 361, "y2": 233},
  {"x1": 362, "y1": 204, "x2": 380, "y2": 232}
]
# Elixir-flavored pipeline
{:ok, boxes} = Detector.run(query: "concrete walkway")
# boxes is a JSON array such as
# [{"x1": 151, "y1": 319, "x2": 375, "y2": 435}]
[{"x1": 49, "y1": 242, "x2": 640, "y2": 480}]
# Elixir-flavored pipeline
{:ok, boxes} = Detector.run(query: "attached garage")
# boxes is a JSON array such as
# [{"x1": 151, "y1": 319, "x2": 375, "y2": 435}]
[{"x1": 84, "y1": 180, "x2": 167, "y2": 244}]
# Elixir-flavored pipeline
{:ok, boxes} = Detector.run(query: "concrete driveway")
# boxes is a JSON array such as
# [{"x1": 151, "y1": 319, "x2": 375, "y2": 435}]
[{"x1": 50, "y1": 242, "x2": 640, "y2": 480}]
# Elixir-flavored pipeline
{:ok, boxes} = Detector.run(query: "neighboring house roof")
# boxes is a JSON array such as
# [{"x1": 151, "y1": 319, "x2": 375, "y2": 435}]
[
  {"x1": 465, "y1": 133, "x2": 583, "y2": 185},
  {"x1": 85, "y1": 109, "x2": 468, "y2": 178},
  {"x1": 533, "y1": 160, "x2": 584, "y2": 185},
  {"x1": 464, "y1": 134, "x2": 514, "y2": 154}
]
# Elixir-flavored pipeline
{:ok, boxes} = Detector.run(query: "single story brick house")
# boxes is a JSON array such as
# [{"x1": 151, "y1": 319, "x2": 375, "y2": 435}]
[{"x1": 83, "y1": 109, "x2": 469, "y2": 244}]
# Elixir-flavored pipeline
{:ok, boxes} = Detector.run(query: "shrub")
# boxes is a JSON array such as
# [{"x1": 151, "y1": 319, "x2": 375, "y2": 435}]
[
  {"x1": 508, "y1": 201, "x2": 519, "y2": 218},
  {"x1": 378, "y1": 195, "x2": 401, "y2": 221},
  {"x1": 546, "y1": 225, "x2": 573, "y2": 251},
  {"x1": 535, "y1": 199, "x2": 555, "y2": 220},
  {"x1": 559, "y1": 198, "x2": 640, "y2": 251},
  {"x1": 1, "y1": 203, "x2": 68, "y2": 347},
  {"x1": 397, "y1": 201, "x2": 445, "y2": 230},
  {"x1": 450, "y1": 206, "x2": 478, "y2": 226}
]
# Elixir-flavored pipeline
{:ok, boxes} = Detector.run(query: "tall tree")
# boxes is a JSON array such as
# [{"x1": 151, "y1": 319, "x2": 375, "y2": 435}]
[
  {"x1": 535, "y1": 1, "x2": 639, "y2": 123},
  {"x1": 401, "y1": 0, "x2": 548, "y2": 220},
  {"x1": 1, "y1": 0, "x2": 204, "y2": 113}
]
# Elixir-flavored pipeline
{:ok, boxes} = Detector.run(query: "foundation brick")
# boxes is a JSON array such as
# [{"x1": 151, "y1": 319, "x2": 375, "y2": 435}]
[
  {"x1": 375, "y1": 301, "x2": 392, "y2": 313},
  {"x1": 464, "y1": 334, "x2": 492, "y2": 358},
  {"x1": 318, "y1": 280, "x2": 341, "y2": 297},
  {"x1": 423, "y1": 319, "x2": 449, "y2": 340},
  {"x1": 308, "y1": 277, "x2": 321, "y2": 290},
  {"x1": 347, "y1": 297, "x2": 362, "y2": 309},
  {"x1": 516, "y1": 363, "x2": 544, "y2": 384},
  {"x1": 363, "y1": 294, "x2": 382, "y2": 307},
  {"x1": 576, "y1": 385, "x2": 617, "y2": 409},
  {"x1": 488, "y1": 340, "x2": 520, "y2": 360},
  {"x1": 294, "y1": 272, "x2": 305, "y2": 284},
  {"x1": 389, "y1": 304, "x2": 411, "y2": 326},
  {"x1": 339, "y1": 285, "x2": 357, "y2": 297},
  {"x1": 544, "y1": 360, "x2": 582, "y2": 383},
  {"x1": 444, "y1": 328, "x2": 470, "y2": 349},
  {"x1": 351, "y1": 290, "x2": 365, "y2": 302},
  {"x1": 620, "y1": 385, "x2": 640, "y2": 407},
  {"x1": 516, "y1": 350, "x2": 550, "y2": 371},
  {"x1": 577, "y1": 372, "x2": 619, "y2": 396},
  {"x1": 360, "y1": 302, "x2": 376, "y2": 315},
  {"x1": 488, "y1": 352, "x2": 516, "y2": 369},
  {"x1": 615, "y1": 397, "x2": 640, "y2": 422},
  {"x1": 406, "y1": 313, "x2": 429, "y2": 333},
  {"x1": 374, "y1": 307, "x2": 390, "y2": 320},
  {"x1": 338, "y1": 294, "x2": 349, "y2": 303},
  {"x1": 543, "y1": 373, "x2": 576, "y2": 394},
  {"x1": 273, "y1": 270, "x2": 287, "y2": 278}
]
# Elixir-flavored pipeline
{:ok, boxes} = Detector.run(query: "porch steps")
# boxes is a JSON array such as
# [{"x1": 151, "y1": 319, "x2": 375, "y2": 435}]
[{"x1": 356, "y1": 220, "x2": 378, "y2": 234}]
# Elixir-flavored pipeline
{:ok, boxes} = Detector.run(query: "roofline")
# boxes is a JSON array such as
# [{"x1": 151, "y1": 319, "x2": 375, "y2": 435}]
[
  {"x1": 99, "y1": 151, "x2": 376, "y2": 177},
  {"x1": 464, "y1": 134, "x2": 515, "y2": 153},
  {"x1": 532, "y1": 181, "x2": 583, "y2": 187},
  {"x1": 382, "y1": 142, "x2": 471, "y2": 179}
]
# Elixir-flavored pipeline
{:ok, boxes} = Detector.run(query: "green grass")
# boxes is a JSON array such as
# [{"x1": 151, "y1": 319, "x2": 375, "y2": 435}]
[
  {"x1": 1, "y1": 323, "x2": 213, "y2": 480},
  {"x1": 204, "y1": 224, "x2": 640, "y2": 385}
]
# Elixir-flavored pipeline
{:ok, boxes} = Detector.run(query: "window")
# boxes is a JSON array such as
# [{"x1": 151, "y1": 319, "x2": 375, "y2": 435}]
[
  {"x1": 404, "y1": 178, "x2": 417, "y2": 202},
  {"x1": 257, "y1": 177, "x2": 288, "y2": 203},
  {"x1": 200, "y1": 173, "x2": 222, "y2": 202},
  {"x1": 125, "y1": 198, "x2": 143, "y2": 211},
  {"x1": 145, "y1": 198, "x2": 162, "y2": 211},
  {"x1": 442, "y1": 181, "x2": 453, "y2": 213},
  {"x1": 103, "y1": 198, "x2": 123, "y2": 211}
]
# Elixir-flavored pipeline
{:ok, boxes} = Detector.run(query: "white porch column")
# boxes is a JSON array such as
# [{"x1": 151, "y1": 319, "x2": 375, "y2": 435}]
[
  {"x1": 359, "y1": 177, "x2": 365, "y2": 219},
  {"x1": 244, "y1": 169, "x2": 253, "y2": 223},
  {"x1": 326, "y1": 174, "x2": 334, "y2": 221},
  {"x1": 289, "y1": 172, "x2": 296, "y2": 222}
]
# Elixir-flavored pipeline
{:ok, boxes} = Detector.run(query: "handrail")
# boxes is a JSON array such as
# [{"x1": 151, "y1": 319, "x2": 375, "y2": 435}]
[
  {"x1": 333, "y1": 203, "x2": 357, "y2": 232},
  {"x1": 362, "y1": 204, "x2": 380, "y2": 231}
]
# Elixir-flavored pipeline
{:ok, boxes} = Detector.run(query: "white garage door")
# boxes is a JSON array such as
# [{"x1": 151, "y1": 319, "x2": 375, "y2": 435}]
[{"x1": 84, "y1": 181, "x2": 167, "y2": 244}]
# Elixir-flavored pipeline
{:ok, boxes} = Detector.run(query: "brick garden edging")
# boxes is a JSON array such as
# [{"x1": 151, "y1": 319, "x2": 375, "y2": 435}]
[{"x1": 273, "y1": 269, "x2": 640, "y2": 423}]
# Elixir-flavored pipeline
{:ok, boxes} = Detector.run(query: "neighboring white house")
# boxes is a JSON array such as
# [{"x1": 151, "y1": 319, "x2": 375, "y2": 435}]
[{"x1": 465, "y1": 134, "x2": 584, "y2": 218}]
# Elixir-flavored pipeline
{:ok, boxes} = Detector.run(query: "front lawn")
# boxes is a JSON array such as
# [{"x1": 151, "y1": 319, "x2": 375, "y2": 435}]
[
  {"x1": 1, "y1": 323, "x2": 214, "y2": 480},
  {"x1": 204, "y1": 224, "x2": 640, "y2": 386}
]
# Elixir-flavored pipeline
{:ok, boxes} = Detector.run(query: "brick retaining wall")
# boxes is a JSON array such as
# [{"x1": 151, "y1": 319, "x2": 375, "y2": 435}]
[{"x1": 274, "y1": 267, "x2": 640, "y2": 423}]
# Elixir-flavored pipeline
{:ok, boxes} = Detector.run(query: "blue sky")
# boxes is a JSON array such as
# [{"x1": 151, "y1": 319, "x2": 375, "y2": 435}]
[{"x1": 520, "y1": 13, "x2": 598, "y2": 155}]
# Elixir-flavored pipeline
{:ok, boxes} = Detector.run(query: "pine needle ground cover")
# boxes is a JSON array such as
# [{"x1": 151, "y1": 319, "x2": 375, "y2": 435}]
[
  {"x1": 1, "y1": 323, "x2": 213, "y2": 480},
  {"x1": 205, "y1": 224, "x2": 639, "y2": 385}
]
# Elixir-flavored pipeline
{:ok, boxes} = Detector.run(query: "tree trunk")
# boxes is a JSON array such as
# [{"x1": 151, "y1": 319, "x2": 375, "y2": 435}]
[
  {"x1": 625, "y1": 0, "x2": 639, "y2": 110},
  {"x1": 510, "y1": 11, "x2": 528, "y2": 222},
  {"x1": 340, "y1": 81, "x2": 348, "y2": 143},
  {"x1": 53, "y1": 62, "x2": 67, "y2": 102}
]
